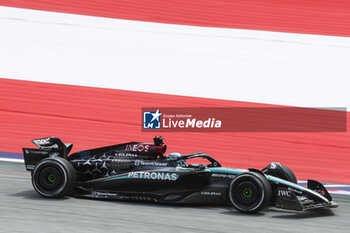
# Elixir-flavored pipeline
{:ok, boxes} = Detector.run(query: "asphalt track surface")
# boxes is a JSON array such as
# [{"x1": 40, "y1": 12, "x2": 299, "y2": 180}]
[{"x1": 1, "y1": 162, "x2": 349, "y2": 233}]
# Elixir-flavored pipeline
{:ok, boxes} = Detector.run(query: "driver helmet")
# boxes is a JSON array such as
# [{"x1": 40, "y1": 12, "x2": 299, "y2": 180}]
[
  {"x1": 166, "y1": 152, "x2": 186, "y2": 167},
  {"x1": 167, "y1": 152, "x2": 181, "y2": 160}
]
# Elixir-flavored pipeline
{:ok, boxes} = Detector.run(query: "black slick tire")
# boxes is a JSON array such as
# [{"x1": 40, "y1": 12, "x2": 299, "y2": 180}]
[
  {"x1": 228, "y1": 172, "x2": 272, "y2": 214},
  {"x1": 262, "y1": 163, "x2": 297, "y2": 184},
  {"x1": 32, "y1": 157, "x2": 76, "y2": 198}
]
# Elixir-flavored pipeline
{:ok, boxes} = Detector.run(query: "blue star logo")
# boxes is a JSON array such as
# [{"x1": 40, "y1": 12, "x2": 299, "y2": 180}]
[{"x1": 143, "y1": 109, "x2": 161, "y2": 129}]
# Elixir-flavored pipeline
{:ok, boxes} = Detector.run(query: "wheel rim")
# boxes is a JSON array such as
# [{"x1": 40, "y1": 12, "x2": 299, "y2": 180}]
[
  {"x1": 48, "y1": 173, "x2": 56, "y2": 183},
  {"x1": 234, "y1": 181, "x2": 259, "y2": 205},
  {"x1": 39, "y1": 167, "x2": 62, "y2": 190},
  {"x1": 242, "y1": 187, "x2": 252, "y2": 198},
  {"x1": 35, "y1": 164, "x2": 65, "y2": 194}
]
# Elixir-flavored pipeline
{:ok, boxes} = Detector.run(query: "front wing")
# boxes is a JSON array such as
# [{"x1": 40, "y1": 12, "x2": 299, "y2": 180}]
[{"x1": 270, "y1": 178, "x2": 338, "y2": 211}]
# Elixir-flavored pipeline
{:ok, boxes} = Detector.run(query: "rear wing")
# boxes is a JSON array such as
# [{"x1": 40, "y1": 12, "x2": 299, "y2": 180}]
[{"x1": 23, "y1": 137, "x2": 73, "y2": 171}]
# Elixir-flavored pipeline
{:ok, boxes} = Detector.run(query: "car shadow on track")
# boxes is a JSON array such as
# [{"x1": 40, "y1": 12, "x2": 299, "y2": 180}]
[
  {"x1": 10, "y1": 190, "x2": 337, "y2": 219},
  {"x1": 76, "y1": 197, "x2": 271, "y2": 217},
  {"x1": 220, "y1": 206, "x2": 336, "y2": 218},
  {"x1": 77, "y1": 196, "x2": 226, "y2": 210},
  {"x1": 9, "y1": 189, "x2": 70, "y2": 201},
  {"x1": 269, "y1": 208, "x2": 335, "y2": 219},
  {"x1": 220, "y1": 209, "x2": 265, "y2": 217}
]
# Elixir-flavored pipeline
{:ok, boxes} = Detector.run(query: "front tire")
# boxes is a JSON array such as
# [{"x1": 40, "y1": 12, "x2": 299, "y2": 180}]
[
  {"x1": 262, "y1": 162, "x2": 297, "y2": 184},
  {"x1": 32, "y1": 157, "x2": 76, "y2": 198},
  {"x1": 229, "y1": 172, "x2": 272, "y2": 214}
]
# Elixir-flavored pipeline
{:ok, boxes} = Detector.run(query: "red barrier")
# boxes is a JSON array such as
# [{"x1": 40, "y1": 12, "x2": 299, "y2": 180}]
[
  {"x1": 0, "y1": 78, "x2": 349, "y2": 183},
  {"x1": 1, "y1": 0, "x2": 350, "y2": 37}
]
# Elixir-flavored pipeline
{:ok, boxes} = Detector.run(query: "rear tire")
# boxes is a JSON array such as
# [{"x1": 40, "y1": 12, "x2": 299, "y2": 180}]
[
  {"x1": 229, "y1": 172, "x2": 272, "y2": 214},
  {"x1": 32, "y1": 157, "x2": 76, "y2": 198}
]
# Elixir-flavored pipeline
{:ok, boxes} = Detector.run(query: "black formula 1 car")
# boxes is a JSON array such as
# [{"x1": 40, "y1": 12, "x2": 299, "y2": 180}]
[{"x1": 23, "y1": 137, "x2": 337, "y2": 213}]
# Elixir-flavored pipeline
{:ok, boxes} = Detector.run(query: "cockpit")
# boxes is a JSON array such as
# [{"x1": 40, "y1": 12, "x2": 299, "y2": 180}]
[{"x1": 166, "y1": 152, "x2": 222, "y2": 168}]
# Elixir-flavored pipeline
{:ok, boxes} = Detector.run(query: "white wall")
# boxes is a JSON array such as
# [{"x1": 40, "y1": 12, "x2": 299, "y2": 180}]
[{"x1": 1, "y1": 6, "x2": 350, "y2": 108}]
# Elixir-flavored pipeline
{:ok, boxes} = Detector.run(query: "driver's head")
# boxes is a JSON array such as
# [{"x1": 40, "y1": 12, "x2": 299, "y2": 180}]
[
  {"x1": 166, "y1": 152, "x2": 186, "y2": 167},
  {"x1": 167, "y1": 152, "x2": 181, "y2": 159}
]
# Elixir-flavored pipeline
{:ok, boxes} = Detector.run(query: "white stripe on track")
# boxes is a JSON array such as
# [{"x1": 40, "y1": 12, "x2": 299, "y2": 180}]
[
  {"x1": 329, "y1": 191, "x2": 350, "y2": 195},
  {"x1": 1, "y1": 6, "x2": 350, "y2": 108},
  {"x1": 0, "y1": 158, "x2": 24, "y2": 163},
  {"x1": 325, "y1": 184, "x2": 350, "y2": 188}
]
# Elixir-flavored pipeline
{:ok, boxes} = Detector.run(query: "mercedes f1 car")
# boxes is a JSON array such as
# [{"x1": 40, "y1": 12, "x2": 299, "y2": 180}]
[{"x1": 23, "y1": 137, "x2": 337, "y2": 213}]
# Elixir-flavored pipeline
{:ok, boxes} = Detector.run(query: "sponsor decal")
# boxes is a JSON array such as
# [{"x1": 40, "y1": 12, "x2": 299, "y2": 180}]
[
  {"x1": 125, "y1": 144, "x2": 150, "y2": 152},
  {"x1": 25, "y1": 149, "x2": 49, "y2": 155},
  {"x1": 114, "y1": 152, "x2": 138, "y2": 157},
  {"x1": 128, "y1": 171, "x2": 179, "y2": 181},
  {"x1": 314, "y1": 189, "x2": 326, "y2": 196},
  {"x1": 134, "y1": 160, "x2": 168, "y2": 166},
  {"x1": 33, "y1": 138, "x2": 51, "y2": 145},
  {"x1": 211, "y1": 173, "x2": 235, "y2": 178},
  {"x1": 92, "y1": 191, "x2": 119, "y2": 197},
  {"x1": 288, "y1": 187, "x2": 303, "y2": 195},
  {"x1": 143, "y1": 109, "x2": 161, "y2": 129},
  {"x1": 278, "y1": 189, "x2": 292, "y2": 197},
  {"x1": 201, "y1": 191, "x2": 221, "y2": 196}
]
